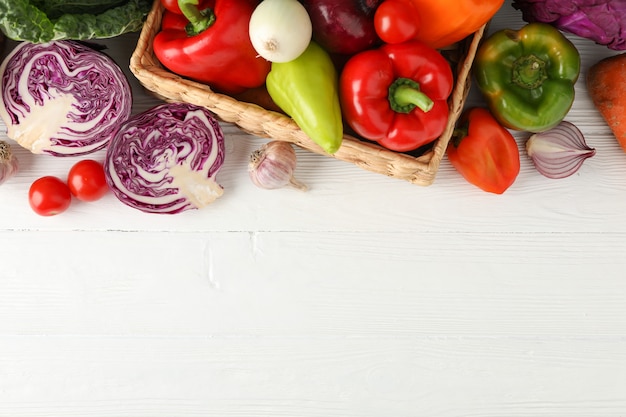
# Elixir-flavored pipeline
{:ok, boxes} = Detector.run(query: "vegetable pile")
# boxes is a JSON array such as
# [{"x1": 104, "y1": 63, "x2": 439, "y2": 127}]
[
  {"x1": 454, "y1": 19, "x2": 599, "y2": 192},
  {"x1": 147, "y1": 0, "x2": 604, "y2": 194},
  {"x1": 3, "y1": 0, "x2": 626, "y2": 215},
  {"x1": 152, "y1": 0, "x2": 503, "y2": 155}
]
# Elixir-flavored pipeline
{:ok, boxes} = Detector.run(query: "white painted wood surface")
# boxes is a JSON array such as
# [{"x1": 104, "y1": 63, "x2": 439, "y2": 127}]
[{"x1": 1, "y1": 2, "x2": 625, "y2": 416}]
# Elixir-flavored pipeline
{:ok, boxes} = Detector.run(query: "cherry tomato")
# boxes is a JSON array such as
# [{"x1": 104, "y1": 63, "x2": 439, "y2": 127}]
[
  {"x1": 374, "y1": 0, "x2": 421, "y2": 45},
  {"x1": 67, "y1": 159, "x2": 109, "y2": 202},
  {"x1": 29, "y1": 176, "x2": 72, "y2": 216}
]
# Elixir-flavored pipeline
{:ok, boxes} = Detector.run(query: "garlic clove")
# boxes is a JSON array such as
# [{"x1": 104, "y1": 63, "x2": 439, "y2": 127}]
[
  {"x1": 248, "y1": 141, "x2": 307, "y2": 191},
  {"x1": 0, "y1": 140, "x2": 18, "y2": 185}
]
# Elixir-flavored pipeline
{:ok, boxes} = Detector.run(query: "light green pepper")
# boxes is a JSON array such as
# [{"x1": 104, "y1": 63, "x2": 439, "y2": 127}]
[{"x1": 266, "y1": 41, "x2": 343, "y2": 154}]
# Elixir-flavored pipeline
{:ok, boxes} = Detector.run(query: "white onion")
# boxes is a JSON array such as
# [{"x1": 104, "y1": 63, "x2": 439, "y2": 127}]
[{"x1": 249, "y1": 0, "x2": 312, "y2": 63}]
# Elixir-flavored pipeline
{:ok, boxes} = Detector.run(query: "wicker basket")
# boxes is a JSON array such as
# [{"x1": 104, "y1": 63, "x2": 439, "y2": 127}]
[{"x1": 130, "y1": 0, "x2": 486, "y2": 186}]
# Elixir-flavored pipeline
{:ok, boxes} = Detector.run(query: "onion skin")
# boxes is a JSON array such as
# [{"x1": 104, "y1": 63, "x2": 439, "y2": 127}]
[{"x1": 526, "y1": 121, "x2": 596, "y2": 179}]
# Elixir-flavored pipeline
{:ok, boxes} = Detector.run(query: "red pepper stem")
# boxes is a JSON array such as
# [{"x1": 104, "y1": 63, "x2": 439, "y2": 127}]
[
  {"x1": 388, "y1": 77, "x2": 434, "y2": 114},
  {"x1": 178, "y1": 0, "x2": 215, "y2": 36}
]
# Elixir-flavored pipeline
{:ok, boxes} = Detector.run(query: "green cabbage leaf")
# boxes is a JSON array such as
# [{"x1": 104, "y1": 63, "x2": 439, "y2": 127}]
[{"x1": 0, "y1": 0, "x2": 151, "y2": 43}]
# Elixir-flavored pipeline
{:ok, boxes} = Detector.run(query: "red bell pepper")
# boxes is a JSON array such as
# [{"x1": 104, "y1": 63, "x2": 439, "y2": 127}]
[
  {"x1": 161, "y1": 0, "x2": 213, "y2": 15},
  {"x1": 339, "y1": 41, "x2": 453, "y2": 152},
  {"x1": 447, "y1": 107, "x2": 520, "y2": 194},
  {"x1": 153, "y1": 0, "x2": 271, "y2": 95}
]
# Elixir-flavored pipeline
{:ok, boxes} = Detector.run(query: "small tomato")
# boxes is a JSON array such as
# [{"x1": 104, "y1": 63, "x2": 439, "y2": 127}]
[
  {"x1": 67, "y1": 160, "x2": 109, "y2": 202},
  {"x1": 29, "y1": 176, "x2": 72, "y2": 216},
  {"x1": 374, "y1": 0, "x2": 421, "y2": 44}
]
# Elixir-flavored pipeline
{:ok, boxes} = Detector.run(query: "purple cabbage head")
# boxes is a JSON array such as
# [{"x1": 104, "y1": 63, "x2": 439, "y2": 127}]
[
  {"x1": 513, "y1": 0, "x2": 626, "y2": 50},
  {"x1": 105, "y1": 102, "x2": 226, "y2": 215},
  {"x1": 0, "y1": 40, "x2": 132, "y2": 156}
]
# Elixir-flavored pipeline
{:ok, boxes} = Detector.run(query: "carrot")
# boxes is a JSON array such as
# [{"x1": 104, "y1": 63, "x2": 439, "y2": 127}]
[{"x1": 587, "y1": 53, "x2": 626, "y2": 152}]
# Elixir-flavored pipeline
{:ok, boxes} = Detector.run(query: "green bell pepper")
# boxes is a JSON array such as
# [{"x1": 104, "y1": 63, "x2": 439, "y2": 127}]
[
  {"x1": 474, "y1": 23, "x2": 580, "y2": 133},
  {"x1": 266, "y1": 41, "x2": 343, "y2": 154}
]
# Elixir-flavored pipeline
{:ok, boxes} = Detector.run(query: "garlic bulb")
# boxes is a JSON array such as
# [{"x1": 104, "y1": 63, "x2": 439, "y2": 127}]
[
  {"x1": 526, "y1": 121, "x2": 595, "y2": 179},
  {"x1": 0, "y1": 140, "x2": 18, "y2": 185},
  {"x1": 248, "y1": 141, "x2": 307, "y2": 191}
]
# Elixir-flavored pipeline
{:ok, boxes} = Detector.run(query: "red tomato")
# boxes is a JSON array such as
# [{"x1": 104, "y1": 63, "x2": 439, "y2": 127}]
[
  {"x1": 67, "y1": 160, "x2": 109, "y2": 202},
  {"x1": 29, "y1": 176, "x2": 72, "y2": 216},
  {"x1": 374, "y1": 0, "x2": 421, "y2": 44}
]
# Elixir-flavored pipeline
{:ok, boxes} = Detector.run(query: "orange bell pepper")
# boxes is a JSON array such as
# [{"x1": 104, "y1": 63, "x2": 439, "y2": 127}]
[{"x1": 408, "y1": 0, "x2": 504, "y2": 49}]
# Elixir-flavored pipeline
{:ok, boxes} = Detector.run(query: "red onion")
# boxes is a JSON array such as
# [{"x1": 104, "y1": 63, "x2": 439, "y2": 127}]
[{"x1": 525, "y1": 121, "x2": 596, "y2": 179}]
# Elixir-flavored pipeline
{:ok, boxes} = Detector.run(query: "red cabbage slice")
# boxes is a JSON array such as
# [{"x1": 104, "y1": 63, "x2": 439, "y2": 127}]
[
  {"x1": 513, "y1": 0, "x2": 626, "y2": 50},
  {"x1": 0, "y1": 40, "x2": 132, "y2": 156},
  {"x1": 104, "y1": 103, "x2": 226, "y2": 215}
]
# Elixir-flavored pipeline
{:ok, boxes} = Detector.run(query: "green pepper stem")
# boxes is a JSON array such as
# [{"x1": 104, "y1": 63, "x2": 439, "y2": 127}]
[
  {"x1": 388, "y1": 78, "x2": 434, "y2": 114},
  {"x1": 178, "y1": 0, "x2": 215, "y2": 36},
  {"x1": 451, "y1": 126, "x2": 468, "y2": 148},
  {"x1": 512, "y1": 54, "x2": 548, "y2": 89}
]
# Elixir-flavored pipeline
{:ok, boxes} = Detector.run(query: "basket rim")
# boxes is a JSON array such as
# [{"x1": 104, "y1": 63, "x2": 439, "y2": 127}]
[{"x1": 130, "y1": 0, "x2": 485, "y2": 186}]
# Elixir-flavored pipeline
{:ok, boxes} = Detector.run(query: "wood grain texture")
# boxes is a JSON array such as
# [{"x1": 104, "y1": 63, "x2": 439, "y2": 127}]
[
  {"x1": 1, "y1": 2, "x2": 626, "y2": 416},
  {"x1": 1, "y1": 335, "x2": 625, "y2": 416},
  {"x1": 1, "y1": 231, "x2": 625, "y2": 416}
]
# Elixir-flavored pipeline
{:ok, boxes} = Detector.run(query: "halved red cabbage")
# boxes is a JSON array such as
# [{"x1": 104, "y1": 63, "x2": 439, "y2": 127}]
[
  {"x1": 0, "y1": 40, "x2": 132, "y2": 156},
  {"x1": 513, "y1": 0, "x2": 626, "y2": 50},
  {"x1": 104, "y1": 103, "x2": 226, "y2": 214}
]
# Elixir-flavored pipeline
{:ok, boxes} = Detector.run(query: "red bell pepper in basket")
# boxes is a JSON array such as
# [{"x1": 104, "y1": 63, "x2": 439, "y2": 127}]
[
  {"x1": 153, "y1": 0, "x2": 270, "y2": 95},
  {"x1": 160, "y1": 0, "x2": 213, "y2": 14},
  {"x1": 339, "y1": 41, "x2": 453, "y2": 152}
]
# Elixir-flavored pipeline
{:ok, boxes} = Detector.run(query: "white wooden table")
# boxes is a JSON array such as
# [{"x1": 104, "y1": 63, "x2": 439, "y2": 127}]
[{"x1": 1, "y1": 2, "x2": 625, "y2": 416}]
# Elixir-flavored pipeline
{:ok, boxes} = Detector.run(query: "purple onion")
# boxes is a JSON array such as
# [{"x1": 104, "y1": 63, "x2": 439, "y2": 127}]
[
  {"x1": 0, "y1": 40, "x2": 132, "y2": 156},
  {"x1": 104, "y1": 103, "x2": 226, "y2": 214},
  {"x1": 526, "y1": 121, "x2": 596, "y2": 179}
]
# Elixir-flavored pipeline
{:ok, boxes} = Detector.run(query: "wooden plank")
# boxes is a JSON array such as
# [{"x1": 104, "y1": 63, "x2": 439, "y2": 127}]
[
  {"x1": 1, "y1": 231, "x2": 625, "y2": 337},
  {"x1": 0, "y1": 336, "x2": 624, "y2": 416}
]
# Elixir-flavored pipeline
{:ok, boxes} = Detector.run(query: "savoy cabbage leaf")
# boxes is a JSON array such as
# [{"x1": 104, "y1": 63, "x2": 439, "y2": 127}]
[{"x1": 0, "y1": 0, "x2": 151, "y2": 43}]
